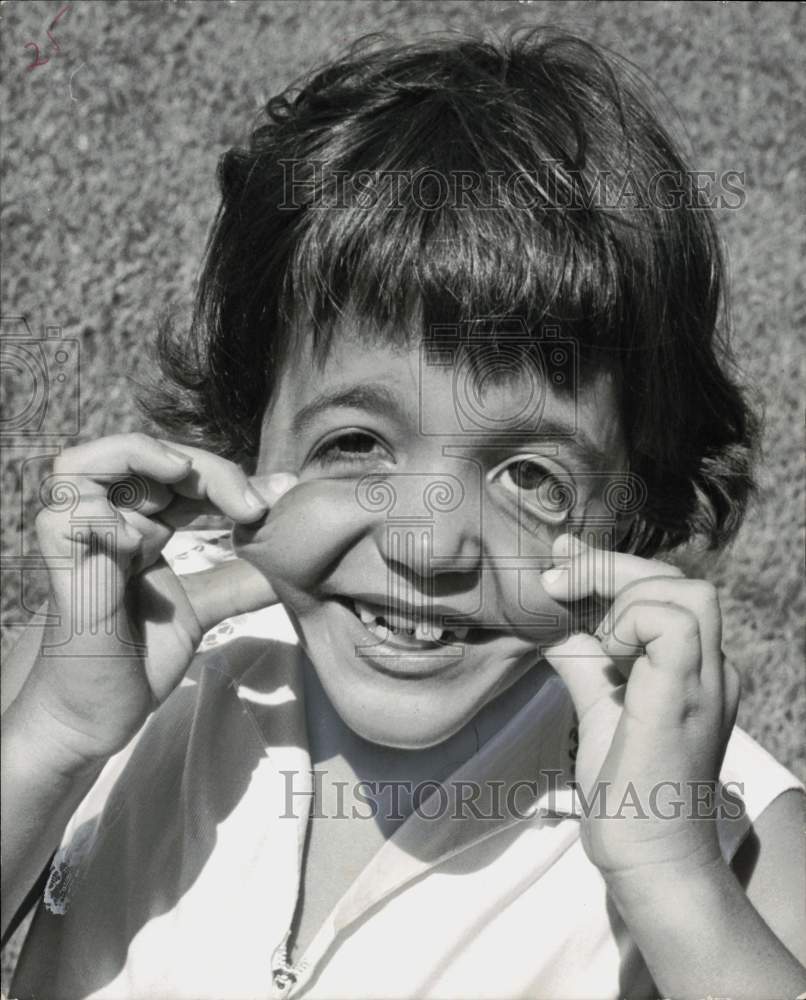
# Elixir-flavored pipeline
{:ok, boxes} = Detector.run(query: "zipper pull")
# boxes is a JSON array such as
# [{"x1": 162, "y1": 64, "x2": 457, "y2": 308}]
[
  {"x1": 272, "y1": 965, "x2": 298, "y2": 996},
  {"x1": 271, "y1": 934, "x2": 300, "y2": 997}
]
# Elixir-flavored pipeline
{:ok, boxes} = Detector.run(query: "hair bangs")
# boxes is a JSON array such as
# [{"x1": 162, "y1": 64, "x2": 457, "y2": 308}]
[{"x1": 274, "y1": 67, "x2": 637, "y2": 381}]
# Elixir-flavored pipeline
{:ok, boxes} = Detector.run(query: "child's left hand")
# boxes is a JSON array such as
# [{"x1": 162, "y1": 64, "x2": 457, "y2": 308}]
[{"x1": 539, "y1": 532, "x2": 741, "y2": 894}]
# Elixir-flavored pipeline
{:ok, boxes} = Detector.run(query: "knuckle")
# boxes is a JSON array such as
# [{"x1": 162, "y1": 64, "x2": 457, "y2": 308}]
[
  {"x1": 614, "y1": 579, "x2": 652, "y2": 608},
  {"x1": 655, "y1": 561, "x2": 685, "y2": 579},
  {"x1": 665, "y1": 603, "x2": 701, "y2": 638},
  {"x1": 685, "y1": 579, "x2": 720, "y2": 609}
]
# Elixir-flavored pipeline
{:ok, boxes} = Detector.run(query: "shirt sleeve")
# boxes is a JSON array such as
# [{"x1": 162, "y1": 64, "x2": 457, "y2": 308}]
[{"x1": 716, "y1": 725, "x2": 805, "y2": 862}]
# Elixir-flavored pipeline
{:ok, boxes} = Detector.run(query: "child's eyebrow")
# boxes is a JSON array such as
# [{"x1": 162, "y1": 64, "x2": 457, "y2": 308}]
[
  {"x1": 291, "y1": 382, "x2": 405, "y2": 436},
  {"x1": 519, "y1": 421, "x2": 610, "y2": 474}
]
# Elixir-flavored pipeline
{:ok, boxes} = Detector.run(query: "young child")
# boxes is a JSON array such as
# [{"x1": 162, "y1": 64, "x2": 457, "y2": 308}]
[{"x1": 3, "y1": 29, "x2": 804, "y2": 999}]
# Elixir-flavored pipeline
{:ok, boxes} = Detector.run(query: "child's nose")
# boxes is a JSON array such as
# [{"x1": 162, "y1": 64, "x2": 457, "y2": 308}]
[{"x1": 360, "y1": 470, "x2": 484, "y2": 578}]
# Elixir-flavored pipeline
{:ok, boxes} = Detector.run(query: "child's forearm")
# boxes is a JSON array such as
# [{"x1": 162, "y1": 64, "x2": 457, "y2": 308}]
[
  {"x1": 0, "y1": 602, "x2": 101, "y2": 936},
  {"x1": 1, "y1": 601, "x2": 51, "y2": 714},
  {"x1": 607, "y1": 858, "x2": 806, "y2": 998},
  {"x1": 1, "y1": 690, "x2": 106, "y2": 938}
]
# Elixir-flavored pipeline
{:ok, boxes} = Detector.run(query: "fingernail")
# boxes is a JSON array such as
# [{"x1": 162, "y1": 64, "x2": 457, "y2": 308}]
[
  {"x1": 266, "y1": 473, "x2": 298, "y2": 498},
  {"x1": 542, "y1": 567, "x2": 568, "y2": 586},
  {"x1": 244, "y1": 484, "x2": 269, "y2": 510}
]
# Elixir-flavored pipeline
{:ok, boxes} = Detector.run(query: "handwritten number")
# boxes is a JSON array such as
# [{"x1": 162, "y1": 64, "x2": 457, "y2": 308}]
[
  {"x1": 24, "y1": 42, "x2": 50, "y2": 71},
  {"x1": 48, "y1": 5, "x2": 70, "y2": 54},
  {"x1": 24, "y1": 5, "x2": 69, "y2": 72},
  {"x1": 50, "y1": 5, "x2": 70, "y2": 29}
]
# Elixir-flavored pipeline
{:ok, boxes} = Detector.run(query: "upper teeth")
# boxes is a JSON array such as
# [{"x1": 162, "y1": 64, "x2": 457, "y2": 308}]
[{"x1": 352, "y1": 600, "x2": 469, "y2": 643}]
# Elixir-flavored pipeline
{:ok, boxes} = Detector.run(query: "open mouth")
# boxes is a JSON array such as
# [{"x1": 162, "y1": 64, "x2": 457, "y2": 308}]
[{"x1": 339, "y1": 597, "x2": 475, "y2": 650}]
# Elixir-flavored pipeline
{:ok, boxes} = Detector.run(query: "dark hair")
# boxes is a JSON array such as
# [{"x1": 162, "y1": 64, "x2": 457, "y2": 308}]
[{"x1": 144, "y1": 28, "x2": 758, "y2": 557}]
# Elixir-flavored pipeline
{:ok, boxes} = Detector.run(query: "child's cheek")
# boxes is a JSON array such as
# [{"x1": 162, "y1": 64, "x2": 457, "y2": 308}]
[
  {"x1": 231, "y1": 477, "x2": 368, "y2": 592},
  {"x1": 231, "y1": 478, "x2": 614, "y2": 640}
]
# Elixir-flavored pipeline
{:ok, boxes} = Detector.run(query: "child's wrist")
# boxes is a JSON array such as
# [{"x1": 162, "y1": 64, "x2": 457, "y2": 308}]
[
  {"x1": 602, "y1": 851, "x2": 806, "y2": 997},
  {"x1": 603, "y1": 849, "x2": 731, "y2": 920},
  {"x1": 4, "y1": 677, "x2": 124, "y2": 780}
]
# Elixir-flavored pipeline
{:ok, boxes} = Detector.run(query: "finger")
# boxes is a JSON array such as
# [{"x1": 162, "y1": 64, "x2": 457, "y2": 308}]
[
  {"x1": 107, "y1": 478, "x2": 175, "y2": 518},
  {"x1": 161, "y1": 474, "x2": 298, "y2": 528},
  {"x1": 113, "y1": 488, "x2": 263, "y2": 528},
  {"x1": 51, "y1": 439, "x2": 191, "y2": 522},
  {"x1": 118, "y1": 508, "x2": 174, "y2": 572},
  {"x1": 41, "y1": 471, "x2": 179, "y2": 529},
  {"x1": 36, "y1": 489, "x2": 141, "y2": 556},
  {"x1": 42, "y1": 460, "x2": 179, "y2": 522},
  {"x1": 151, "y1": 495, "x2": 224, "y2": 529},
  {"x1": 53, "y1": 433, "x2": 193, "y2": 484},
  {"x1": 124, "y1": 473, "x2": 299, "y2": 567},
  {"x1": 53, "y1": 435, "x2": 270, "y2": 525},
  {"x1": 36, "y1": 494, "x2": 142, "y2": 618},
  {"x1": 38, "y1": 475, "x2": 108, "y2": 515},
  {"x1": 541, "y1": 532, "x2": 684, "y2": 604},
  {"x1": 151, "y1": 442, "x2": 288, "y2": 524},
  {"x1": 543, "y1": 632, "x2": 623, "y2": 721},
  {"x1": 608, "y1": 602, "x2": 705, "y2": 723},
  {"x1": 180, "y1": 559, "x2": 280, "y2": 633},
  {"x1": 599, "y1": 578, "x2": 723, "y2": 692}
]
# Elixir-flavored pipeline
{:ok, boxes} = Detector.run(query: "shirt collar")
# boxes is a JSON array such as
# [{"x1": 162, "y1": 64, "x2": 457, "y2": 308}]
[{"x1": 230, "y1": 639, "x2": 580, "y2": 932}]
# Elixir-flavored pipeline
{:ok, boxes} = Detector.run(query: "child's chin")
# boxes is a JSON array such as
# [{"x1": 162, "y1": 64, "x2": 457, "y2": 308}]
[{"x1": 338, "y1": 701, "x2": 474, "y2": 751}]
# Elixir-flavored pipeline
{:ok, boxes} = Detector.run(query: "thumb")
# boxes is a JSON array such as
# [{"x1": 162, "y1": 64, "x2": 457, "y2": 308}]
[
  {"x1": 182, "y1": 558, "x2": 279, "y2": 633},
  {"x1": 543, "y1": 632, "x2": 620, "y2": 721},
  {"x1": 188, "y1": 473, "x2": 298, "y2": 629}
]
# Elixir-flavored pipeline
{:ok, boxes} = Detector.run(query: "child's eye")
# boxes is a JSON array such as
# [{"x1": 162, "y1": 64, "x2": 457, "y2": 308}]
[
  {"x1": 491, "y1": 456, "x2": 573, "y2": 524},
  {"x1": 309, "y1": 431, "x2": 393, "y2": 468}
]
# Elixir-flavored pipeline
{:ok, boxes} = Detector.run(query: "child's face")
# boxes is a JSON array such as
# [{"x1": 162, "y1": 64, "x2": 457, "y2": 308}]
[{"x1": 233, "y1": 321, "x2": 627, "y2": 749}]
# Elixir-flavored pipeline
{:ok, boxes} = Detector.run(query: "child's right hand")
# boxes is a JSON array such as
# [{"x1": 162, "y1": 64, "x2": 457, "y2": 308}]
[{"x1": 25, "y1": 433, "x2": 295, "y2": 770}]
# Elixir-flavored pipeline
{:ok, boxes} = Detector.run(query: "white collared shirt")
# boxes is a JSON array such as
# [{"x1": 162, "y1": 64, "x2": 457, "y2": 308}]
[{"x1": 11, "y1": 534, "x2": 803, "y2": 1000}]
